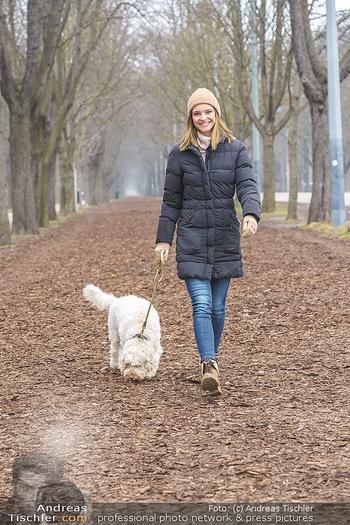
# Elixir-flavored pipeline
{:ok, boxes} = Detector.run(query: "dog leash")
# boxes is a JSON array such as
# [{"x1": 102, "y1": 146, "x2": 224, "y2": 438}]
[{"x1": 133, "y1": 249, "x2": 167, "y2": 340}]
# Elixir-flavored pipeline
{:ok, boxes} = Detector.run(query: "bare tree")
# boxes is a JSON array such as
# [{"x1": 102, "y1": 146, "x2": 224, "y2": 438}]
[
  {"x1": 144, "y1": 0, "x2": 250, "y2": 146},
  {"x1": 287, "y1": 75, "x2": 305, "y2": 220},
  {"x1": 211, "y1": 0, "x2": 293, "y2": 212},
  {"x1": 0, "y1": 91, "x2": 10, "y2": 245},
  {"x1": 342, "y1": 78, "x2": 350, "y2": 189},
  {"x1": 73, "y1": 13, "x2": 142, "y2": 204},
  {"x1": 0, "y1": 0, "x2": 142, "y2": 232},
  {"x1": 43, "y1": 0, "x2": 133, "y2": 218},
  {"x1": 288, "y1": 0, "x2": 350, "y2": 223},
  {"x1": 0, "y1": 0, "x2": 69, "y2": 234}
]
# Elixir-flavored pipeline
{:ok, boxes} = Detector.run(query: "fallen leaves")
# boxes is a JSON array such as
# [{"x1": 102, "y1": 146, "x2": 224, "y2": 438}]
[{"x1": 1, "y1": 198, "x2": 350, "y2": 503}]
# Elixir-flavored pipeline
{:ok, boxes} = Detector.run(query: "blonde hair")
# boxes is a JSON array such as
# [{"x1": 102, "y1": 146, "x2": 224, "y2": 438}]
[{"x1": 180, "y1": 108, "x2": 235, "y2": 151}]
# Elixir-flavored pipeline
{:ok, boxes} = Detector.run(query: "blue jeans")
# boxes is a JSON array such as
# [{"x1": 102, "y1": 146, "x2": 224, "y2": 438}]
[{"x1": 185, "y1": 278, "x2": 230, "y2": 361}]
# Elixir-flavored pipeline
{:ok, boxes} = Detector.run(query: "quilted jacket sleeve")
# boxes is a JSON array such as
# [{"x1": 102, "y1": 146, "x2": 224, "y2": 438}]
[
  {"x1": 235, "y1": 143, "x2": 261, "y2": 221},
  {"x1": 156, "y1": 145, "x2": 184, "y2": 245}
]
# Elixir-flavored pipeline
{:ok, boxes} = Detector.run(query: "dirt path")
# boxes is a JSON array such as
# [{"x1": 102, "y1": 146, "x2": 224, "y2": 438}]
[{"x1": 1, "y1": 197, "x2": 350, "y2": 503}]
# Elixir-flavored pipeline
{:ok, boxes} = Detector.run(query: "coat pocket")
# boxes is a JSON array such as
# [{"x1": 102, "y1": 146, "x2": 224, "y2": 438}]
[
  {"x1": 223, "y1": 211, "x2": 241, "y2": 253},
  {"x1": 176, "y1": 210, "x2": 203, "y2": 254},
  {"x1": 178, "y1": 210, "x2": 195, "y2": 227}
]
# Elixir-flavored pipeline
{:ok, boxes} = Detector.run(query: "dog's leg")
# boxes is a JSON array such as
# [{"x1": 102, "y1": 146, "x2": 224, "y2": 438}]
[
  {"x1": 109, "y1": 332, "x2": 120, "y2": 368},
  {"x1": 109, "y1": 339, "x2": 120, "y2": 368}
]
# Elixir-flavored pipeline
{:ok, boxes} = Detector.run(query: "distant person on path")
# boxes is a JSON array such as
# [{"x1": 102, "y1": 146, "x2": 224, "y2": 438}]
[{"x1": 155, "y1": 88, "x2": 261, "y2": 396}]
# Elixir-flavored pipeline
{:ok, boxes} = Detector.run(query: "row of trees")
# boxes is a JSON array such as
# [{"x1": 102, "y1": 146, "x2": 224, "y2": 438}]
[
  {"x1": 0, "y1": 0, "x2": 144, "y2": 241},
  {"x1": 0, "y1": 0, "x2": 349, "y2": 245},
  {"x1": 140, "y1": 0, "x2": 350, "y2": 222}
]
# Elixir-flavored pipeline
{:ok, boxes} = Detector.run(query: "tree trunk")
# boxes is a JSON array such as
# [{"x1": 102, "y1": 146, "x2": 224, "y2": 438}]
[
  {"x1": 60, "y1": 150, "x2": 75, "y2": 217},
  {"x1": 288, "y1": 0, "x2": 335, "y2": 223},
  {"x1": 102, "y1": 169, "x2": 113, "y2": 203},
  {"x1": 60, "y1": 127, "x2": 76, "y2": 216},
  {"x1": 9, "y1": 108, "x2": 37, "y2": 234},
  {"x1": 88, "y1": 152, "x2": 103, "y2": 206},
  {"x1": 262, "y1": 131, "x2": 276, "y2": 213},
  {"x1": 47, "y1": 149, "x2": 57, "y2": 221},
  {"x1": 0, "y1": 94, "x2": 11, "y2": 245},
  {"x1": 308, "y1": 102, "x2": 331, "y2": 223},
  {"x1": 32, "y1": 118, "x2": 49, "y2": 228},
  {"x1": 46, "y1": 92, "x2": 58, "y2": 221},
  {"x1": 287, "y1": 109, "x2": 299, "y2": 220}
]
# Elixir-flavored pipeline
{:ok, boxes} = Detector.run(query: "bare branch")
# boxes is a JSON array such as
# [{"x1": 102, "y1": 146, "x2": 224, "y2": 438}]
[{"x1": 273, "y1": 45, "x2": 294, "y2": 114}]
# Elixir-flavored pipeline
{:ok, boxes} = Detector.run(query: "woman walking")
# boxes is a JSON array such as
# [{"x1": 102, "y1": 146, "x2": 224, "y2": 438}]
[{"x1": 155, "y1": 88, "x2": 261, "y2": 396}]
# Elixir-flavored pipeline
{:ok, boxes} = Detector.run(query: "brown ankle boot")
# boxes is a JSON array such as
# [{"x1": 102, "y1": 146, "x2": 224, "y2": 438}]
[{"x1": 200, "y1": 357, "x2": 222, "y2": 396}]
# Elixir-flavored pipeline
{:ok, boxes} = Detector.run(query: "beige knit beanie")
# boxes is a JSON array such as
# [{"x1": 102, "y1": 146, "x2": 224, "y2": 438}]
[{"x1": 187, "y1": 88, "x2": 221, "y2": 117}]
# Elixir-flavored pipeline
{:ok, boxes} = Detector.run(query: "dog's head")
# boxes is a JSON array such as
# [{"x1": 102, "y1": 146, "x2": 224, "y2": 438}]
[
  {"x1": 120, "y1": 338, "x2": 159, "y2": 381},
  {"x1": 123, "y1": 365, "x2": 145, "y2": 382}
]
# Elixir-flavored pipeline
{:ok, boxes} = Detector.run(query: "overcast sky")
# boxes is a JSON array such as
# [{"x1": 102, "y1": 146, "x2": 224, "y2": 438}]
[{"x1": 335, "y1": 0, "x2": 349, "y2": 10}]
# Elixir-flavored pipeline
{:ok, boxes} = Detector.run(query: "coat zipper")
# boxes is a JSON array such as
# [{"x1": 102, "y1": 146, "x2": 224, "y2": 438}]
[{"x1": 205, "y1": 146, "x2": 213, "y2": 194}]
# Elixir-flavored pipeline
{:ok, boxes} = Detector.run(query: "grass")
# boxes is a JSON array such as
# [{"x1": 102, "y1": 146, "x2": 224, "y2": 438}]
[
  {"x1": 261, "y1": 203, "x2": 289, "y2": 219},
  {"x1": 260, "y1": 202, "x2": 349, "y2": 240},
  {"x1": 252, "y1": 201, "x2": 349, "y2": 241},
  {"x1": 38, "y1": 215, "x2": 70, "y2": 233},
  {"x1": 7, "y1": 218, "x2": 69, "y2": 239},
  {"x1": 2, "y1": 205, "x2": 95, "y2": 249},
  {"x1": 2, "y1": 231, "x2": 43, "y2": 249},
  {"x1": 237, "y1": 201, "x2": 306, "y2": 222},
  {"x1": 0, "y1": 242, "x2": 17, "y2": 249},
  {"x1": 300, "y1": 221, "x2": 350, "y2": 240}
]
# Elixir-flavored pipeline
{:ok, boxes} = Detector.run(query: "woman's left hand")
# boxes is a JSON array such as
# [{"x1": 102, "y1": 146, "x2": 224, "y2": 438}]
[
  {"x1": 242, "y1": 215, "x2": 258, "y2": 238},
  {"x1": 155, "y1": 242, "x2": 170, "y2": 261}
]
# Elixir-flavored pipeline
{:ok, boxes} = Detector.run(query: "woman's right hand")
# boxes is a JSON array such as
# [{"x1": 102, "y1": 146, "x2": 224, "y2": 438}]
[
  {"x1": 155, "y1": 242, "x2": 170, "y2": 262},
  {"x1": 242, "y1": 215, "x2": 258, "y2": 238}
]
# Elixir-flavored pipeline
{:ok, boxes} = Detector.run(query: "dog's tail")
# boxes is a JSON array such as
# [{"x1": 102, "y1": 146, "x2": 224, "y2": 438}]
[{"x1": 83, "y1": 284, "x2": 115, "y2": 311}]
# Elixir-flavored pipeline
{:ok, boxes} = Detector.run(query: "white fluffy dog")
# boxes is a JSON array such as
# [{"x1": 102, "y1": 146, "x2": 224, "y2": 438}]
[{"x1": 83, "y1": 284, "x2": 162, "y2": 381}]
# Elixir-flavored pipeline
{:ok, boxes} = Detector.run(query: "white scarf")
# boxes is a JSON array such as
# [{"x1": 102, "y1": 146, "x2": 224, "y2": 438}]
[{"x1": 197, "y1": 131, "x2": 211, "y2": 160}]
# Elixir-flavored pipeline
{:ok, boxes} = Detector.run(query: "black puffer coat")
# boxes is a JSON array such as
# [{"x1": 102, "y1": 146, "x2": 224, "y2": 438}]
[{"x1": 156, "y1": 137, "x2": 261, "y2": 280}]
